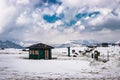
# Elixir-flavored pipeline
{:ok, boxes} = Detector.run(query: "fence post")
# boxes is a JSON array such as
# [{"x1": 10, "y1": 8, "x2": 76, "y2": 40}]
[{"x1": 107, "y1": 51, "x2": 109, "y2": 61}]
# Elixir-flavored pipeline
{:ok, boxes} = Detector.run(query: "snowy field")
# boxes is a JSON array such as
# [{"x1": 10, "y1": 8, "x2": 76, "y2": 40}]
[{"x1": 0, "y1": 47, "x2": 120, "y2": 80}]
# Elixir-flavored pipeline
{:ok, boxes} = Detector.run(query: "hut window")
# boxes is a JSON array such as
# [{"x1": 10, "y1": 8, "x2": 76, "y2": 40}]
[
  {"x1": 34, "y1": 50, "x2": 38, "y2": 54},
  {"x1": 32, "y1": 50, "x2": 34, "y2": 54},
  {"x1": 29, "y1": 50, "x2": 32, "y2": 54},
  {"x1": 29, "y1": 50, "x2": 34, "y2": 54},
  {"x1": 29, "y1": 50, "x2": 38, "y2": 54}
]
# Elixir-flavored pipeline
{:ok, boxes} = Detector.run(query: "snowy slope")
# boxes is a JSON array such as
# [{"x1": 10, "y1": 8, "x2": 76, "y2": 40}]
[
  {"x1": 0, "y1": 48, "x2": 28, "y2": 54},
  {"x1": 0, "y1": 46, "x2": 120, "y2": 80}
]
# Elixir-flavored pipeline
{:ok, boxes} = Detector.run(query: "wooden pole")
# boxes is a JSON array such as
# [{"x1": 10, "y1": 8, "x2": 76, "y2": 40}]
[{"x1": 68, "y1": 47, "x2": 70, "y2": 57}]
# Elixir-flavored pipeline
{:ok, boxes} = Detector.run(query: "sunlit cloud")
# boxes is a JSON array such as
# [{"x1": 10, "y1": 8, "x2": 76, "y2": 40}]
[{"x1": 0, "y1": 0, "x2": 120, "y2": 44}]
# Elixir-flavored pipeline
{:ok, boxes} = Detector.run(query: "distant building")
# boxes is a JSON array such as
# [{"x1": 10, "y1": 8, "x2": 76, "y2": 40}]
[
  {"x1": 118, "y1": 43, "x2": 120, "y2": 46},
  {"x1": 27, "y1": 43, "x2": 54, "y2": 59},
  {"x1": 102, "y1": 43, "x2": 108, "y2": 47},
  {"x1": 87, "y1": 45, "x2": 97, "y2": 48},
  {"x1": 111, "y1": 43, "x2": 116, "y2": 46},
  {"x1": 97, "y1": 43, "x2": 109, "y2": 47}
]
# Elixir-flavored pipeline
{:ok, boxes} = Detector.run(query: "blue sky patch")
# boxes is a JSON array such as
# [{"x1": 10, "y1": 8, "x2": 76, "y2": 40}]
[
  {"x1": 65, "y1": 11, "x2": 100, "y2": 27},
  {"x1": 47, "y1": 0, "x2": 62, "y2": 5},
  {"x1": 43, "y1": 13, "x2": 64, "y2": 23},
  {"x1": 75, "y1": 13, "x2": 88, "y2": 19},
  {"x1": 65, "y1": 20, "x2": 77, "y2": 27},
  {"x1": 88, "y1": 11, "x2": 100, "y2": 17},
  {"x1": 75, "y1": 11, "x2": 100, "y2": 20}
]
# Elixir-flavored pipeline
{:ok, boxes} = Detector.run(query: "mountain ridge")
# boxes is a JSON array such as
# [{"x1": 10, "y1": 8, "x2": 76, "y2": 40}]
[
  {"x1": 6, "y1": 39, "x2": 119, "y2": 48},
  {"x1": 51, "y1": 40, "x2": 100, "y2": 48},
  {"x1": 0, "y1": 40, "x2": 23, "y2": 49}
]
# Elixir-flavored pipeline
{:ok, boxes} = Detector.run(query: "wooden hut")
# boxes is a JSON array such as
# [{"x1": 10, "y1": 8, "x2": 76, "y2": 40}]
[
  {"x1": 27, "y1": 43, "x2": 54, "y2": 59},
  {"x1": 101, "y1": 43, "x2": 108, "y2": 47}
]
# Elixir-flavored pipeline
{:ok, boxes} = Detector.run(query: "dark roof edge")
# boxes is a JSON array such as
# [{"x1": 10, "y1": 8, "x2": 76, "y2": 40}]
[{"x1": 26, "y1": 43, "x2": 54, "y2": 49}]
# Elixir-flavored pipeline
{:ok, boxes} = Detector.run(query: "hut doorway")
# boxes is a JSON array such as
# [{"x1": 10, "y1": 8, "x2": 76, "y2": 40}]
[
  {"x1": 45, "y1": 50, "x2": 49, "y2": 59},
  {"x1": 39, "y1": 50, "x2": 44, "y2": 59}
]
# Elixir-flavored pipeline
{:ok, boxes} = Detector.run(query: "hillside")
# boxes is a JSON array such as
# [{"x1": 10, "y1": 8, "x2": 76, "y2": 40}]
[{"x1": 0, "y1": 40, "x2": 23, "y2": 49}]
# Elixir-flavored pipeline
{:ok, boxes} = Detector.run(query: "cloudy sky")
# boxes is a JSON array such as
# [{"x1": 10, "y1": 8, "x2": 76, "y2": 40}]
[{"x1": 0, "y1": 0, "x2": 120, "y2": 44}]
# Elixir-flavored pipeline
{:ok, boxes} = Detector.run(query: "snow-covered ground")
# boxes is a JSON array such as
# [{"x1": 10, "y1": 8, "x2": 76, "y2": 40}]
[
  {"x1": 0, "y1": 46, "x2": 120, "y2": 80},
  {"x1": 0, "y1": 48, "x2": 28, "y2": 54}
]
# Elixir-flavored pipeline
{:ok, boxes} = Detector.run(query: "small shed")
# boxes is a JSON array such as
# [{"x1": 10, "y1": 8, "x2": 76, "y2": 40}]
[
  {"x1": 27, "y1": 43, "x2": 54, "y2": 59},
  {"x1": 101, "y1": 43, "x2": 108, "y2": 47}
]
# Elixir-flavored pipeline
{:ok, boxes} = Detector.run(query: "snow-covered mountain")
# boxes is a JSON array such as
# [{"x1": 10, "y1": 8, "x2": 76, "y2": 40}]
[
  {"x1": 52, "y1": 40, "x2": 100, "y2": 48},
  {"x1": 116, "y1": 40, "x2": 120, "y2": 44},
  {"x1": 11, "y1": 39, "x2": 119, "y2": 48},
  {"x1": 0, "y1": 40, "x2": 23, "y2": 49},
  {"x1": 70, "y1": 40, "x2": 99, "y2": 45},
  {"x1": 13, "y1": 40, "x2": 38, "y2": 47}
]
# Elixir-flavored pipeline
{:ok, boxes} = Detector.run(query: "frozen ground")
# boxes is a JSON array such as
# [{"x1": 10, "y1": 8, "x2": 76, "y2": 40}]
[{"x1": 0, "y1": 47, "x2": 120, "y2": 80}]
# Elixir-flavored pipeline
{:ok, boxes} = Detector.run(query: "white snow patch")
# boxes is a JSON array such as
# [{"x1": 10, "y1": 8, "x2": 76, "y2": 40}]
[{"x1": 0, "y1": 46, "x2": 120, "y2": 80}]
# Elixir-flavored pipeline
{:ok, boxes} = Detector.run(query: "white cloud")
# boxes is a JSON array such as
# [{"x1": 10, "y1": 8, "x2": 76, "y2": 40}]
[
  {"x1": 0, "y1": 0, "x2": 120, "y2": 44},
  {"x1": 64, "y1": 27, "x2": 75, "y2": 34},
  {"x1": 17, "y1": 0, "x2": 30, "y2": 5},
  {"x1": 61, "y1": 0, "x2": 101, "y2": 8},
  {"x1": 56, "y1": 6, "x2": 64, "y2": 15},
  {"x1": 78, "y1": 25, "x2": 85, "y2": 30},
  {"x1": 75, "y1": 21, "x2": 85, "y2": 31},
  {"x1": 75, "y1": 21, "x2": 81, "y2": 26},
  {"x1": 88, "y1": 8, "x2": 112, "y2": 26},
  {"x1": 0, "y1": 0, "x2": 17, "y2": 33},
  {"x1": 88, "y1": 16, "x2": 103, "y2": 26},
  {"x1": 16, "y1": 13, "x2": 32, "y2": 26}
]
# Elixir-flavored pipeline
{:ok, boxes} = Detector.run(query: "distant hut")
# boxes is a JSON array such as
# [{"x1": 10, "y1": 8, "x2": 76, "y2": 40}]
[
  {"x1": 27, "y1": 43, "x2": 54, "y2": 59},
  {"x1": 101, "y1": 43, "x2": 108, "y2": 47},
  {"x1": 87, "y1": 45, "x2": 97, "y2": 48},
  {"x1": 119, "y1": 43, "x2": 120, "y2": 47}
]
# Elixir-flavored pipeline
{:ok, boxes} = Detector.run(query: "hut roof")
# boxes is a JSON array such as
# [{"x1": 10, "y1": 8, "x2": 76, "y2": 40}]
[{"x1": 27, "y1": 43, "x2": 54, "y2": 49}]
